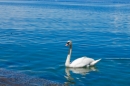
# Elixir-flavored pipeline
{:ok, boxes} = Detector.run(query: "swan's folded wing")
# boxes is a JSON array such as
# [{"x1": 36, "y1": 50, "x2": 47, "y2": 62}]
[{"x1": 70, "y1": 57, "x2": 94, "y2": 67}]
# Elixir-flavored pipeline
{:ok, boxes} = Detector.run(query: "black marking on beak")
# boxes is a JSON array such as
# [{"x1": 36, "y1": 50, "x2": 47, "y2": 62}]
[
  {"x1": 65, "y1": 42, "x2": 70, "y2": 46},
  {"x1": 67, "y1": 42, "x2": 70, "y2": 45}
]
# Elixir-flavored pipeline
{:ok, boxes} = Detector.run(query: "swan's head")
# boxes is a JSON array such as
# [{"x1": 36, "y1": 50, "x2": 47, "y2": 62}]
[{"x1": 65, "y1": 40, "x2": 72, "y2": 46}]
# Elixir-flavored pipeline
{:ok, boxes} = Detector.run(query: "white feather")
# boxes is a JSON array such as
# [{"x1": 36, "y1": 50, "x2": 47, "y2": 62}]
[{"x1": 70, "y1": 57, "x2": 94, "y2": 67}]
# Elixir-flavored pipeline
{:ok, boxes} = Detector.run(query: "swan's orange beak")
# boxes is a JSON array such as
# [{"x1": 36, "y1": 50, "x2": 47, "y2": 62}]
[{"x1": 65, "y1": 44, "x2": 68, "y2": 46}]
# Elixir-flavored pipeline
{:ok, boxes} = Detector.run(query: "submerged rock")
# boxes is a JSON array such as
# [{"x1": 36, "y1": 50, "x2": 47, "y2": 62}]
[{"x1": 0, "y1": 68, "x2": 65, "y2": 86}]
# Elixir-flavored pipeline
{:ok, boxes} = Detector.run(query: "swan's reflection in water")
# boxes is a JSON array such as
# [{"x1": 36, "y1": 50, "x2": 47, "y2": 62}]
[{"x1": 65, "y1": 66, "x2": 98, "y2": 85}]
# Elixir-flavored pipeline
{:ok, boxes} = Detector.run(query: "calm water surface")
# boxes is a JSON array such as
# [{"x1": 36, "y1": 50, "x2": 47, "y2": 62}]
[{"x1": 0, "y1": 1, "x2": 130, "y2": 86}]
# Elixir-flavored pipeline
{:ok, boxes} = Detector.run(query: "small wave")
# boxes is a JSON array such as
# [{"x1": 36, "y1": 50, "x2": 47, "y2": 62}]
[{"x1": 104, "y1": 58, "x2": 130, "y2": 60}]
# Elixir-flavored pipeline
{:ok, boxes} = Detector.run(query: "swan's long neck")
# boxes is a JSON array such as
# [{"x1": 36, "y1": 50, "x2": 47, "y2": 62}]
[{"x1": 65, "y1": 44, "x2": 72, "y2": 67}]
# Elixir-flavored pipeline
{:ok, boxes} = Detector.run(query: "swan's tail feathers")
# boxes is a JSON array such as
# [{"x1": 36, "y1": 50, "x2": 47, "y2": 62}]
[{"x1": 90, "y1": 59, "x2": 101, "y2": 66}]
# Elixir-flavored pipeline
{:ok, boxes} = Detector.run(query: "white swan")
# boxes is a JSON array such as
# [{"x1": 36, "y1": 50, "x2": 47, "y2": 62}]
[{"x1": 65, "y1": 40, "x2": 101, "y2": 68}]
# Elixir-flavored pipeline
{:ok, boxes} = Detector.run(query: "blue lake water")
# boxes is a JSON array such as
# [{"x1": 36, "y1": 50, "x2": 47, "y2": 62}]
[{"x1": 0, "y1": 1, "x2": 130, "y2": 86}]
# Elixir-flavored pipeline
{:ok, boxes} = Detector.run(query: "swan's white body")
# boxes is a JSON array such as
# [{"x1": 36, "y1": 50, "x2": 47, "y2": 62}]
[{"x1": 65, "y1": 40, "x2": 101, "y2": 68}]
